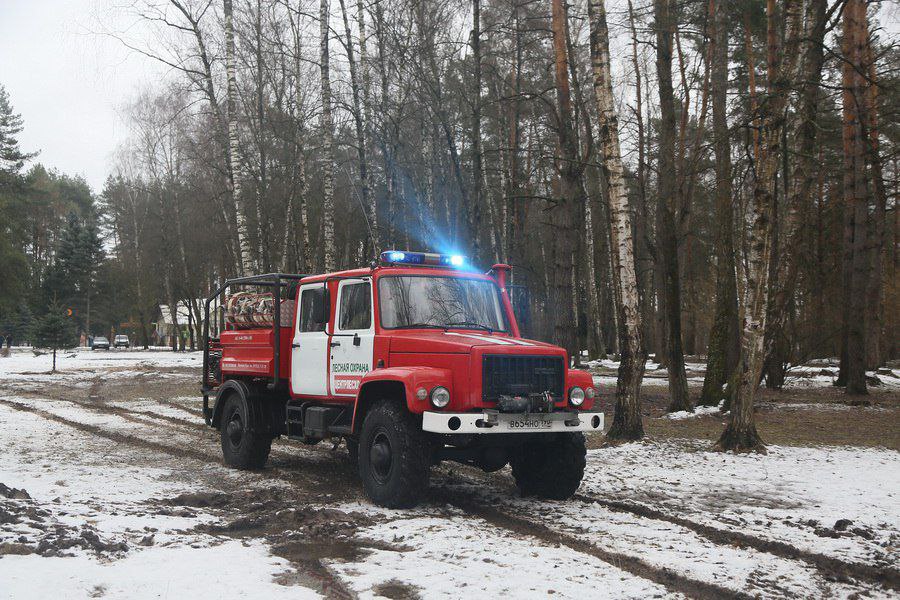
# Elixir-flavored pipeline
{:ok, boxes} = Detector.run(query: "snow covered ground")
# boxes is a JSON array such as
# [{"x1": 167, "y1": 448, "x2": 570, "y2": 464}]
[
  {"x1": 585, "y1": 356, "x2": 900, "y2": 390},
  {"x1": 1, "y1": 349, "x2": 898, "y2": 598},
  {"x1": 0, "y1": 347, "x2": 201, "y2": 384}
]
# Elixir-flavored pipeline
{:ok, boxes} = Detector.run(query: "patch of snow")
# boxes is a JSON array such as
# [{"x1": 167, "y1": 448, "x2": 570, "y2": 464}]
[
  {"x1": 0, "y1": 348, "x2": 200, "y2": 384},
  {"x1": 1, "y1": 542, "x2": 315, "y2": 600},
  {"x1": 665, "y1": 402, "x2": 724, "y2": 420},
  {"x1": 580, "y1": 439, "x2": 900, "y2": 568},
  {"x1": 328, "y1": 513, "x2": 675, "y2": 599},
  {"x1": 0, "y1": 401, "x2": 313, "y2": 600}
]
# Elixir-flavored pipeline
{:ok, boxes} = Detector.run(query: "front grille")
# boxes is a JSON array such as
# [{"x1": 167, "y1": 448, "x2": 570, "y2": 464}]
[{"x1": 482, "y1": 355, "x2": 564, "y2": 402}]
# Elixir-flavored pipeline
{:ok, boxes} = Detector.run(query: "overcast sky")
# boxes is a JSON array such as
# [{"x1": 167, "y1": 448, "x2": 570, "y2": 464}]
[
  {"x1": 2, "y1": 0, "x2": 897, "y2": 195},
  {"x1": 0, "y1": 0, "x2": 162, "y2": 191}
]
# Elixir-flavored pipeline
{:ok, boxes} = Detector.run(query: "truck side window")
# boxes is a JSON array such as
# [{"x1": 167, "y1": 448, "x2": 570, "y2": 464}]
[
  {"x1": 299, "y1": 288, "x2": 326, "y2": 332},
  {"x1": 339, "y1": 283, "x2": 371, "y2": 330}
]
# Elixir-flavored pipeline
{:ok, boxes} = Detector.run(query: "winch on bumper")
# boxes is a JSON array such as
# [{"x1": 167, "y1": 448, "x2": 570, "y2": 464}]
[{"x1": 422, "y1": 409, "x2": 604, "y2": 434}]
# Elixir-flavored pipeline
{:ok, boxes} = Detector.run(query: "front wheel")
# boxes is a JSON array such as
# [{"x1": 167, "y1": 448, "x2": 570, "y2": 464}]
[
  {"x1": 358, "y1": 401, "x2": 431, "y2": 508},
  {"x1": 220, "y1": 394, "x2": 272, "y2": 470},
  {"x1": 510, "y1": 433, "x2": 586, "y2": 499}
]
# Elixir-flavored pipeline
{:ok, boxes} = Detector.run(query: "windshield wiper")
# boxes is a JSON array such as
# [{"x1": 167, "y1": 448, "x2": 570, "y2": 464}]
[
  {"x1": 393, "y1": 323, "x2": 447, "y2": 330},
  {"x1": 444, "y1": 321, "x2": 494, "y2": 333}
]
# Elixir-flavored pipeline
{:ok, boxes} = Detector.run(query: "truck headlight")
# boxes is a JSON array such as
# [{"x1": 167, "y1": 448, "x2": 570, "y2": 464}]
[
  {"x1": 585, "y1": 386, "x2": 596, "y2": 399},
  {"x1": 430, "y1": 386, "x2": 450, "y2": 408},
  {"x1": 569, "y1": 386, "x2": 585, "y2": 407}
]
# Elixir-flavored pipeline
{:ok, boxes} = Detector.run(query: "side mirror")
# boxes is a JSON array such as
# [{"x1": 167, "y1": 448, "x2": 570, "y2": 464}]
[{"x1": 311, "y1": 286, "x2": 329, "y2": 325}]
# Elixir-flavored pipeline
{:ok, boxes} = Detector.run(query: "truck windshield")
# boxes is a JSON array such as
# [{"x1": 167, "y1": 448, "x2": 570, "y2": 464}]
[{"x1": 378, "y1": 275, "x2": 509, "y2": 332}]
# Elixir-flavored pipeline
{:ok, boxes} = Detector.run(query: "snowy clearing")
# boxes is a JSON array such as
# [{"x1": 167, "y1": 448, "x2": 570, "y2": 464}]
[{"x1": 1, "y1": 349, "x2": 898, "y2": 598}]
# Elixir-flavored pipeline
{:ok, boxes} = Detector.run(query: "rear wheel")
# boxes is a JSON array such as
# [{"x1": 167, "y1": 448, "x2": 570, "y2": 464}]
[
  {"x1": 358, "y1": 400, "x2": 431, "y2": 508},
  {"x1": 510, "y1": 433, "x2": 586, "y2": 499},
  {"x1": 220, "y1": 394, "x2": 272, "y2": 469}
]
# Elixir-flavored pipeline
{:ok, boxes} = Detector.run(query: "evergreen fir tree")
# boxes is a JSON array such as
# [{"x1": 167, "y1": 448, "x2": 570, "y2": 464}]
[{"x1": 30, "y1": 299, "x2": 77, "y2": 372}]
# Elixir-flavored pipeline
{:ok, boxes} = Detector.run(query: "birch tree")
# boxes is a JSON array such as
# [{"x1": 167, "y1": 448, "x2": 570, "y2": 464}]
[
  {"x1": 320, "y1": 0, "x2": 337, "y2": 271},
  {"x1": 717, "y1": 0, "x2": 802, "y2": 453},
  {"x1": 224, "y1": 0, "x2": 253, "y2": 276},
  {"x1": 588, "y1": 0, "x2": 645, "y2": 440},
  {"x1": 338, "y1": 0, "x2": 377, "y2": 253}
]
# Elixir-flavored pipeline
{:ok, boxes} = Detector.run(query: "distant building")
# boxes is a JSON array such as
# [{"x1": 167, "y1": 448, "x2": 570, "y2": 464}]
[{"x1": 154, "y1": 301, "x2": 204, "y2": 347}]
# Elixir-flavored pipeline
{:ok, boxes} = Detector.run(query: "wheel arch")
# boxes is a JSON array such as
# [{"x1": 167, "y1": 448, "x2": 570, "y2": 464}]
[
  {"x1": 211, "y1": 379, "x2": 252, "y2": 429},
  {"x1": 351, "y1": 366, "x2": 453, "y2": 434},
  {"x1": 352, "y1": 380, "x2": 406, "y2": 435}
]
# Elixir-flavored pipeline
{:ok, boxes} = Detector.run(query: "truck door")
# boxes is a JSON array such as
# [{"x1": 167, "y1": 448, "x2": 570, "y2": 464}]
[
  {"x1": 291, "y1": 283, "x2": 329, "y2": 396},
  {"x1": 329, "y1": 278, "x2": 374, "y2": 397}
]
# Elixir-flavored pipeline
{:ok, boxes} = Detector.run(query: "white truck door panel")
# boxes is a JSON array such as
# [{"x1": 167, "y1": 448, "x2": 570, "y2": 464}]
[
  {"x1": 291, "y1": 283, "x2": 329, "y2": 396},
  {"x1": 329, "y1": 279, "x2": 374, "y2": 397}
]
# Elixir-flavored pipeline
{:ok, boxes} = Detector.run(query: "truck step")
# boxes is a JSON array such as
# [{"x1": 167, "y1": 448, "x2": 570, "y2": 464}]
[
  {"x1": 285, "y1": 404, "x2": 304, "y2": 437},
  {"x1": 328, "y1": 424, "x2": 352, "y2": 436}
]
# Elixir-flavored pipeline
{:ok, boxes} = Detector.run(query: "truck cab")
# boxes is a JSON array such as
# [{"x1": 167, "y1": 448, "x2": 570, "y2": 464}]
[{"x1": 202, "y1": 251, "x2": 603, "y2": 507}]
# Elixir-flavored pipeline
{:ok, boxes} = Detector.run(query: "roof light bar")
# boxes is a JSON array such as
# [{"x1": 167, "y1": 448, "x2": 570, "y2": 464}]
[{"x1": 380, "y1": 250, "x2": 467, "y2": 268}]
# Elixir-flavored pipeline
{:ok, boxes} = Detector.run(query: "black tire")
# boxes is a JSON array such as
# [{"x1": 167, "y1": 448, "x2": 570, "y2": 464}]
[
  {"x1": 510, "y1": 433, "x2": 586, "y2": 500},
  {"x1": 220, "y1": 393, "x2": 272, "y2": 470},
  {"x1": 358, "y1": 400, "x2": 431, "y2": 508}
]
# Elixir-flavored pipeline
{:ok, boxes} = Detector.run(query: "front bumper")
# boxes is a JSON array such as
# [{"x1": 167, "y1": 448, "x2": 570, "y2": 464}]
[{"x1": 422, "y1": 410, "x2": 604, "y2": 434}]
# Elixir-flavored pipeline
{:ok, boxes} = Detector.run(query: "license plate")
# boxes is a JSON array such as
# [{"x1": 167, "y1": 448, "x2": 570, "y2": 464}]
[{"x1": 506, "y1": 418, "x2": 553, "y2": 430}]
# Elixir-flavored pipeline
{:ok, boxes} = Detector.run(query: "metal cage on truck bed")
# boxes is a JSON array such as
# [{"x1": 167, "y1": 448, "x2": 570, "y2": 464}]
[{"x1": 201, "y1": 273, "x2": 307, "y2": 399}]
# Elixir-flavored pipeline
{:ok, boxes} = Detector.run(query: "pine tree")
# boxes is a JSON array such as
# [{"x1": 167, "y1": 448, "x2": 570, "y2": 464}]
[
  {"x1": 0, "y1": 85, "x2": 33, "y2": 311},
  {"x1": 31, "y1": 300, "x2": 77, "y2": 372},
  {"x1": 0, "y1": 84, "x2": 36, "y2": 174}
]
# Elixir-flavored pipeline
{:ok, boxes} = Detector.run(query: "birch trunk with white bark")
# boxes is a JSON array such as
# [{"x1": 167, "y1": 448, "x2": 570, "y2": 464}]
[
  {"x1": 717, "y1": 0, "x2": 802, "y2": 452},
  {"x1": 224, "y1": 0, "x2": 253, "y2": 276},
  {"x1": 320, "y1": 0, "x2": 337, "y2": 271},
  {"x1": 587, "y1": 0, "x2": 645, "y2": 440},
  {"x1": 338, "y1": 0, "x2": 377, "y2": 254}
]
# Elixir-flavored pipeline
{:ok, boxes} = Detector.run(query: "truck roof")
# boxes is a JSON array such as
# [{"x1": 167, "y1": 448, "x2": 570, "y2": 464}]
[{"x1": 297, "y1": 265, "x2": 494, "y2": 284}]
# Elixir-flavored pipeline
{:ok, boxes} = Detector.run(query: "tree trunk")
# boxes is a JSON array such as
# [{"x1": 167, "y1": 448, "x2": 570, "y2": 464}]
[
  {"x1": 320, "y1": 0, "x2": 337, "y2": 271},
  {"x1": 224, "y1": 0, "x2": 253, "y2": 276},
  {"x1": 841, "y1": 0, "x2": 870, "y2": 396},
  {"x1": 862, "y1": 32, "x2": 886, "y2": 370},
  {"x1": 626, "y1": 0, "x2": 655, "y2": 362},
  {"x1": 762, "y1": 0, "x2": 827, "y2": 390},
  {"x1": 700, "y1": 0, "x2": 740, "y2": 407},
  {"x1": 373, "y1": 0, "x2": 395, "y2": 247},
  {"x1": 549, "y1": 0, "x2": 583, "y2": 360},
  {"x1": 717, "y1": 0, "x2": 801, "y2": 453},
  {"x1": 588, "y1": 0, "x2": 646, "y2": 441},
  {"x1": 470, "y1": 0, "x2": 484, "y2": 260},
  {"x1": 653, "y1": 0, "x2": 691, "y2": 413},
  {"x1": 254, "y1": 0, "x2": 268, "y2": 271},
  {"x1": 338, "y1": 0, "x2": 377, "y2": 255}
]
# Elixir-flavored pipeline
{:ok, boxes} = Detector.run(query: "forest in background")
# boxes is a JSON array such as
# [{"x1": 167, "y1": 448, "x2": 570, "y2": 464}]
[{"x1": 0, "y1": 0, "x2": 896, "y2": 450}]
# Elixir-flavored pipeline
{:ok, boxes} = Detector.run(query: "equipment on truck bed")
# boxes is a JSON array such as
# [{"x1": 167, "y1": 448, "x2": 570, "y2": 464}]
[{"x1": 200, "y1": 253, "x2": 603, "y2": 508}]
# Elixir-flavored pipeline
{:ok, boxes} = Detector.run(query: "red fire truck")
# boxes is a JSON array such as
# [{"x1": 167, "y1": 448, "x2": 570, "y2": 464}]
[{"x1": 201, "y1": 251, "x2": 603, "y2": 507}]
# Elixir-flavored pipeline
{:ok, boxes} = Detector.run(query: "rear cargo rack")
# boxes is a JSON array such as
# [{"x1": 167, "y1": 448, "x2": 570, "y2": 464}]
[{"x1": 202, "y1": 273, "x2": 308, "y2": 394}]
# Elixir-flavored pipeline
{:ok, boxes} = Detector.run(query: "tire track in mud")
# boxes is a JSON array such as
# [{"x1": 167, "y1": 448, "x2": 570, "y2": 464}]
[
  {"x1": 438, "y1": 458, "x2": 898, "y2": 593},
  {"x1": 6, "y1": 380, "x2": 892, "y2": 597},
  {"x1": 0, "y1": 396, "x2": 361, "y2": 600},
  {"x1": 0, "y1": 385, "x2": 356, "y2": 495},
  {"x1": 431, "y1": 488, "x2": 753, "y2": 600},
  {"x1": 571, "y1": 492, "x2": 900, "y2": 592}
]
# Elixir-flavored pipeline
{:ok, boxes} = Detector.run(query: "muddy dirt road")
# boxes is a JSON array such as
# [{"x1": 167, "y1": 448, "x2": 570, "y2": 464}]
[{"x1": 1, "y1": 350, "x2": 898, "y2": 599}]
